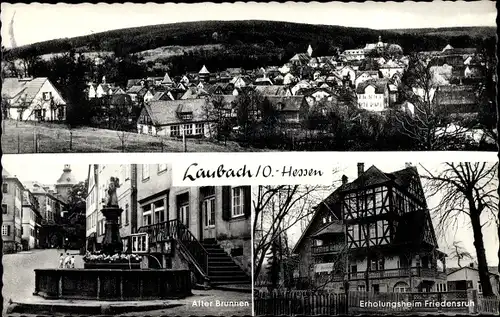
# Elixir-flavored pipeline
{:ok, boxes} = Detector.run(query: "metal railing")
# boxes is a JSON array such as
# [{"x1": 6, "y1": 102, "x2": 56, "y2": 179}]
[{"x1": 137, "y1": 219, "x2": 208, "y2": 276}]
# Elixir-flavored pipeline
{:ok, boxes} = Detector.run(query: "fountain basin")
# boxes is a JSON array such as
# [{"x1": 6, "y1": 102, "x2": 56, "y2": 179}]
[{"x1": 34, "y1": 268, "x2": 192, "y2": 300}]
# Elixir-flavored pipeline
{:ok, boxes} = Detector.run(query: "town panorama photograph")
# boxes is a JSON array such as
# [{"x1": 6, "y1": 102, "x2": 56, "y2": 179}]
[{"x1": 1, "y1": 1, "x2": 497, "y2": 153}]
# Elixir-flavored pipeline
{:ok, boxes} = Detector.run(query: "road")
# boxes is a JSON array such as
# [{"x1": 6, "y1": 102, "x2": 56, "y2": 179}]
[
  {"x1": 3, "y1": 249, "x2": 252, "y2": 316},
  {"x1": 2, "y1": 249, "x2": 83, "y2": 313}
]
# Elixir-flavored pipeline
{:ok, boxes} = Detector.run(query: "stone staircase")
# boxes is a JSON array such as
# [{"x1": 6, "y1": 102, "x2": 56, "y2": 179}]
[{"x1": 202, "y1": 240, "x2": 251, "y2": 286}]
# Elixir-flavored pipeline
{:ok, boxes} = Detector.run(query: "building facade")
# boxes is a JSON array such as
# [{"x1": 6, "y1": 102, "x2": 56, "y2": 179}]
[
  {"x1": 447, "y1": 264, "x2": 500, "y2": 296},
  {"x1": 2, "y1": 77, "x2": 67, "y2": 122},
  {"x1": 294, "y1": 163, "x2": 447, "y2": 293},
  {"x1": 85, "y1": 164, "x2": 138, "y2": 251},
  {"x1": 2, "y1": 170, "x2": 24, "y2": 253},
  {"x1": 21, "y1": 189, "x2": 43, "y2": 250},
  {"x1": 85, "y1": 164, "x2": 252, "y2": 287}
]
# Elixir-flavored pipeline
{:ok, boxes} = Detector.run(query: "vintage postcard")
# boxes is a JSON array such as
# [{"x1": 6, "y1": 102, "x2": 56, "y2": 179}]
[
  {"x1": 1, "y1": 1, "x2": 497, "y2": 153},
  {"x1": 1, "y1": 1, "x2": 499, "y2": 317}
]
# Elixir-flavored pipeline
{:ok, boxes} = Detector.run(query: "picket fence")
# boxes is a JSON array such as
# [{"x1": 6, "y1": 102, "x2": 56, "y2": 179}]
[
  {"x1": 478, "y1": 295, "x2": 500, "y2": 315},
  {"x1": 254, "y1": 290, "x2": 500, "y2": 316},
  {"x1": 254, "y1": 290, "x2": 347, "y2": 316}
]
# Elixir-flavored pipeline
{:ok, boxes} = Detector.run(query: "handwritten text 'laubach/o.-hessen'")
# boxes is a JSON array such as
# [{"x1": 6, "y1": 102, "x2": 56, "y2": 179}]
[{"x1": 182, "y1": 163, "x2": 324, "y2": 181}]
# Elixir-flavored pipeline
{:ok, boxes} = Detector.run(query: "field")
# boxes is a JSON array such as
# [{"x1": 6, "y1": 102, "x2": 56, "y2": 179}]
[
  {"x1": 1, "y1": 120, "x2": 256, "y2": 153},
  {"x1": 137, "y1": 44, "x2": 223, "y2": 62}
]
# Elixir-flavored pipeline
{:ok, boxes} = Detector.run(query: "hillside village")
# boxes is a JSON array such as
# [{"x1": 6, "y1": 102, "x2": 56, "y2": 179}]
[{"x1": 1, "y1": 36, "x2": 496, "y2": 151}]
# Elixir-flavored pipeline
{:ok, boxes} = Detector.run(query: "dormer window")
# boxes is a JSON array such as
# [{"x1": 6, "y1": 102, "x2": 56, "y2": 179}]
[
  {"x1": 178, "y1": 112, "x2": 193, "y2": 120},
  {"x1": 42, "y1": 92, "x2": 52, "y2": 101}
]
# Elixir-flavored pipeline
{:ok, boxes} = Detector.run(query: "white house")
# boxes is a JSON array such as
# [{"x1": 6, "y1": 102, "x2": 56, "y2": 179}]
[
  {"x1": 137, "y1": 99, "x2": 214, "y2": 138},
  {"x1": 356, "y1": 80, "x2": 390, "y2": 111},
  {"x1": 2, "y1": 77, "x2": 67, "y2": 121},
  {"x1": 355, "y1": 71, "x2": 380, "y2": 88},
  {"x1": 447, "y1": 264, "x2": 500, "y2": 295},
  {"x1": 379, "y1": 60, "x2": 405, "y2": 78}
]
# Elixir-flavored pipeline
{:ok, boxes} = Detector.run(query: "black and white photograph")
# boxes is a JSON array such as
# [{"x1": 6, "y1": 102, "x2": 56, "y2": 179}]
[
  {"x1": 1, "y1": 158, "x2": 252, "y2": 316},
  {"x1": 253, "y1": 161, "x2": 499, "y2": 315},
  {"x1": 0, "y1": 1, "x2": 497, "y2": 152}
]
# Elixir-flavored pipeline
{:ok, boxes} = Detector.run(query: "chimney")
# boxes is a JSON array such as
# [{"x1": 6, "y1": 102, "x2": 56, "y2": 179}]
[
  {"x1": 357, "y1": 163, "x2": 364, "y2": 177},
  {"x1": 405, "y1": 162, "x2": 412, "y2": 168},
  {"x1": 341, "y1": 175, "x2": 348, "y2": 185}
]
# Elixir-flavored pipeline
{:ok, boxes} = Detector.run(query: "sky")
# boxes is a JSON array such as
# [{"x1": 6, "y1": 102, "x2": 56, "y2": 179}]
[
  {"x1": 285, "y1": 161, "x2": 499, "y2": 267},
  {"x1": 1, "y1": 158, "x2": 88, "y2": 185},
  {"x1": 1, "y1": 1, "x2": 496, "y2": 48}
]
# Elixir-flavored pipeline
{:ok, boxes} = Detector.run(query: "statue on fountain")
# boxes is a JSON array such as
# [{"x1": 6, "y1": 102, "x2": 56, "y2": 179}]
[
  {"x1": 100, "y1": 176, "x2": 123, "y2": 255},
  {"x1": 106, "y1": 177, "x2": 120, "y2": 207}
]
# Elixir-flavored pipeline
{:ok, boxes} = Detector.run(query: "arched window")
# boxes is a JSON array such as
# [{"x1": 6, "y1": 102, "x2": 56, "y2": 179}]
[{"x1": 394, "y1": 281, "x2": 410, "y2": 293}]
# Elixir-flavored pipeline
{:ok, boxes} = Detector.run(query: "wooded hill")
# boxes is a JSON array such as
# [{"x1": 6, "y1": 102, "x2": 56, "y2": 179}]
[{"x1": 4, "y1": 20, "x2": 495, "y2": 60}]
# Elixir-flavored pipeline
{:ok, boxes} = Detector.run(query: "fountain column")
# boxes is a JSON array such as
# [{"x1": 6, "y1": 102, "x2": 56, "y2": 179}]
[{"x1": 101, "y1": 206, "x2": 123, "y2": 255}]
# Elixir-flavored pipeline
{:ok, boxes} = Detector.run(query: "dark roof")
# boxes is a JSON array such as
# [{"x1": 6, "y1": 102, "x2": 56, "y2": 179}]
[
  {"x1": 290, "y1": 53, "x2": 312, "y2": 65},
  {"x1": 311, "y1": 221, "x2": 344, "y2": 238},
  {"x1": 126, "y1": 85, "x2": 144, "y2": 94},
  {"x1": 264, "y1": 96, "x2": 306, "y2": 112},
  {"x1": 440, "y1": 48, "x2": 477, "y2": 56},
  {"x1": 355, "y1": 79, "x2": 389, "y2": 94},
  {"x1": 142, "y1": 99, "x2": 210, "y2": 126},
  {"x1": 434, "y1": 85, "x2": 478, "y2": 110},
  {"x1": 385, "y1": 166, "x2": 419, "y2": 191},
  {"x1": 447, "y1": 266, "x2": 500, "y2": 278},
  {"x1": 340, "y1": 165, "x2": 392, "y2": 192}
]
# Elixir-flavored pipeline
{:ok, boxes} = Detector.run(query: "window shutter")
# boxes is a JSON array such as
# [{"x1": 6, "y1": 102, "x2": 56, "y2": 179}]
[
  {"x1": 243, "y1": 186, "x2": 251, "y2": 219},
  {"x1": 7, "y1": 225, "x2": 11, "y2": 236},
  {"x1": 200, "y1": 200, "x2": 205, "y2": 228},
  {"x1": 222, "y1": 186, "x2": 231, "y2": 221}
]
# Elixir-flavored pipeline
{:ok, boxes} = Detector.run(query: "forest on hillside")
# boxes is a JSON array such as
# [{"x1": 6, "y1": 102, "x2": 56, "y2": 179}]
[{"x1": 3, "y1": 21, "x2": 495, "y2": 61}]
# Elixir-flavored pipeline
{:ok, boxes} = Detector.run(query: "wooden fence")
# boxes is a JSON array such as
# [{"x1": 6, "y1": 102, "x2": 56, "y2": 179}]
[
  {"x1": 348, "y1": 290, "x2": 470, "y2": 314},
  {"x1": 253, "y1": 290, "x2": 497, "y2": 316},
  {"x1": 478, "y1": 295, "x2": 500, "y2": 315},
  {"x1": 254, "y1": 290, "x2": 347, "y2": 316}
]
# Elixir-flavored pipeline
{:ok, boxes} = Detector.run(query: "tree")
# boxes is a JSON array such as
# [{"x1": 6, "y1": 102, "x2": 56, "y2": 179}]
[
  {"x1": 64, "y1": 181, "x2": 88, "y2": 250},
  {"x1": 253, "y1": 185, "x2": 330, "y2": 281},
  {"x1": 235, "y1": 89, "x2": 263, "y2": 140},
  {"x1": 449, "y1": 240, "x2": 474, "y2": 268},
  {"x1": 203, "y1": 95, "x2": 232, "y2": 141},
  {"x1": 421, "y1": 162, "x2": 498, "y2": 296},
  {"x1": 394, "y1": 54, "x2": 472, "y2": 150},
  {"x1": 260, "y1": 97, "x2": 280, "y2": 133}
]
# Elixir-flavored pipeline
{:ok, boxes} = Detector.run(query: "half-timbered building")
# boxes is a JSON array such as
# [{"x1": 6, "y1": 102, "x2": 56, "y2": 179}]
[{"x1": 293, "y1": 163, "x2": 447, "y2": 293}]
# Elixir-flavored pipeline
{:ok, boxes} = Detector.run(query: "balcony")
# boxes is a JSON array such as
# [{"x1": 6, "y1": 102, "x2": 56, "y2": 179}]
[
  {"x1": 348, "y1": 267, "x2": 447, "y2": 280},
  {"x1": 312, "y1": 244, "x2": 344, "y2": 254}
]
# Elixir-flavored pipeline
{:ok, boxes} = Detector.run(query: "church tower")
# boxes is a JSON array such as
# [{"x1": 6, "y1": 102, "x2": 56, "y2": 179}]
[
  {"x1": 55, "y1": 164, "x2": 78, "y2": 203},
  {"x1": 307, "y1": 44, "x2": 313, "y2": 57}
]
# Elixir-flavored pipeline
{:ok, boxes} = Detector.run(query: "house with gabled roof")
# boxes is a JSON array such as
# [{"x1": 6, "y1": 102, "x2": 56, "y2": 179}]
[
  {"x1": 293, "y1": 163, "x2": 447, "y2": 293},
  {"x1": 2, "y1": 77, "x2": 67, "y2": 122},
  {"x1": 151, "y1": 91, "x2": 174, "y2": 102},
  {"x1": 137, "y1": 99, "x2": 213, "y2": 138},
  {"x1": 447, "y1": 263, "x2": 500, "y2": 295},
  {"x1": 356, "y1": 79, "x2": 390, "y2": 112},
  {"x1": 264, "y1": 96, "x2": 309, "y2": 124},
  {"x1": 199, "y1": 65, "x2": 211, "y2": 82},
  {"x1": 161, "y1": 72, "x2": 174, "y2": 86},
  {"x1": 254, "y1": 85, "x2": 292, "y2": 97},
  {"x1": 181, "y1": 87, "x2": 210, "y2": 100},
  {"x1": 355, "y1": 70, "x2": 381, "y2": 88},
  {"x1": 289, "y1": 53, "x2": 312, "y2": 66}
]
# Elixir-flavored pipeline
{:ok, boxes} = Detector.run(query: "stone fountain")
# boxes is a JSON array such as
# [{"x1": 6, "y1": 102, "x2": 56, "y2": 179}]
[{"x1": 32, "y1": 176, "x2": 192, "y2": 301}]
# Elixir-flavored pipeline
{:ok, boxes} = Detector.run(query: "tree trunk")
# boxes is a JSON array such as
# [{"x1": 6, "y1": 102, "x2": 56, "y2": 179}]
[
  {"x1": 469, "y1": 202, "x2": 494, "y2": 296},
  {"x1": 496, "y1": 85, "x2": 500, "y2": 295}
]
